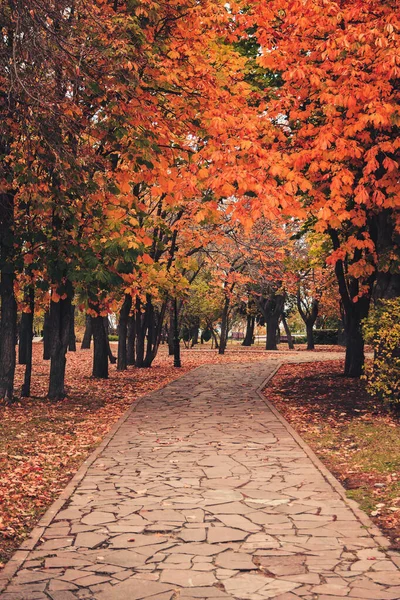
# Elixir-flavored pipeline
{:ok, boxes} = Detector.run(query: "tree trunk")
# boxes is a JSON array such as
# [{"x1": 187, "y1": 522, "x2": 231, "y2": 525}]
[
  {"x1": 219, "y1": 296, "x2": 230, "y2": 355},
  {"x1": 0, "y1": 192, "x2": 17, "y2": 402},
  {"x1": 19, "y1": 312, "x2": 31, "y2": 365},
  {"x1": 343, "y1": 298, "x2": 370, "y2": 377},
  {"x1": 173, "y1": 298, "x2": 181, "y2": 367},
  {"x1": 91, "y1": 314, "x2": 109, "y2": 378},
  {"x1": 104, "y1": 317, "x2": 116, "y2": 364},
  {"x1": 135, "y1": 298, "x2": 145, "y2": 367},
  {"x1": 21, "y1": 288, "x2": 34, "y2": 397},
  {"x1": 242, "y1": 315, "x2": 255, "y2": 346},
  {"x1": 211, "y1": 328, "x2": 219, "y2": 349},
  {"x1": 68, "y1": 305, "x2": 76, "y2": 351},
  {"x1": 190, "y1": 318, "x2": 200, "y2": 347},
  {"x1": 168, "y1": 303, "x2": 175, "y2": 355},
  {"x1": 48, "y1": 290, "x2": 72, "y2": 400},
  {"x1": 266, "y1": 313, "x2": 280, "y2": 350},
  {"x1": 281, "y1": 314, "x2": 294, "y2": 350},
  {"x1": 43, "y1": 310, "x2": 51, "y2": 360},
  {"x1": 117, "y1": 294, "x2": 132, "y2": 371},
  {"x1": 306, "y1": 322, "x2": 315, "y2": 350},
  {"x1": 143, "y1": 301, "x2": 155, "y2": 368},
  {"x1": 127, "y1": 315, "x2": 135, "y2": 366},
  {"x1": 81, "y1": 314, "x2": 92, "y2": 349}
]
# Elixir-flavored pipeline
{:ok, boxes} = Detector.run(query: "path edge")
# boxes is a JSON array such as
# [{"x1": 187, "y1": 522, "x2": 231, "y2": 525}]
[
  {"x1": 257, "y1": 362, "x2": 398, "y2": 556},
  {"x1": 0, "y1": 367, "x2": 198, "y2": 593}
]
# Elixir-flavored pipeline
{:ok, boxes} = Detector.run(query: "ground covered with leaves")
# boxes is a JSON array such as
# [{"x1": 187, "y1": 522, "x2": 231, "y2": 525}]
[
  {"x1": 265, "y1": 360, "x2": 400, "y2": 549},
  {"x1": 1, "y1": 343, "x2": 324, "y2": 567}
]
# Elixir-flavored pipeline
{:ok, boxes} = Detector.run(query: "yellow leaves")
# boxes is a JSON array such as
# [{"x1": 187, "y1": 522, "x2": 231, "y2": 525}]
[{"x1": 167, "y1": 50, "x2": 180, "y2": 60}]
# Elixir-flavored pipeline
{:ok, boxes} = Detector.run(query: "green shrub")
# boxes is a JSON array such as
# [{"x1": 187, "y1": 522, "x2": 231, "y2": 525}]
[
  {"x1": 363, "y1": 298, "x2": 400, "y2": 404},
  {"x1": 313, "y1": 329, "x2": 338, "y2": 345},
  {"x1": 108, "y1": 335, "x2": 119, "y2": 341},
  {"x1": 202, "y1": 328, "x2": 212, "y2": 342}
]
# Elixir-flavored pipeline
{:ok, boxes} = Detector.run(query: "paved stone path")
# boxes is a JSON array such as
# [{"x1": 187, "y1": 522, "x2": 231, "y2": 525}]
[{"x1": 1, "y1": 359, "x2": 400, "y2": 600}]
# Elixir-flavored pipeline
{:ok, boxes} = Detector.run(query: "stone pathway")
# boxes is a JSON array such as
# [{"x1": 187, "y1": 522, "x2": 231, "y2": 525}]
[{"x1": 1, "y1": 358, "x2": 400, "y2": 600}]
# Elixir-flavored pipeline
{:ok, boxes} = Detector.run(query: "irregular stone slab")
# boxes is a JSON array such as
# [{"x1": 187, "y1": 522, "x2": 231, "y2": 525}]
[
  {"x1": 208, "y1": 527, "x2": 248, "y2": 544},
  {"x1": 97, "y1": 578, "x2": 174, "y2": 600},
  {"x1": 81, "y1": 511, "x2": 116, "y2": 525},
  {"x1": 160, "y1": 570, "x2": 217, "y2": 587},
  {"x1": 74, "y1": 532, "x2": 108, "y2": 548},
  {"x1": 215, "y1": 550, "x2": 256, "y2": 570}
]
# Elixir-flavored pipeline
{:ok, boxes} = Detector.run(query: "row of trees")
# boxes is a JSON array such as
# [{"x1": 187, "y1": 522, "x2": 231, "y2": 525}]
[{"x1": 0, "y1": 0, "x2": 399, "y2": 402}]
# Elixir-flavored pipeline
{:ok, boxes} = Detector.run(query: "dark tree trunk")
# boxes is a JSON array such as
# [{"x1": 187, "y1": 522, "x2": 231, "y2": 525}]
[
  {"x1": 127, "y1": 315, "x2": 135, "y2": 366},
  {"x1": 104, "y1": 317, "x2": 116, "y2": 364},
  {"x1": 173, "y1": 298, "x2": 181, "y2": 368},
  {"x1": 266, "y1": 313, "x2": 280, "y2": 350},
  {"x1": 257, "y1": 291, "x2": 285, "y2": 351},
  {"x1": 242, "y1": 315, "x2": 255, "y2": 346},
  {"x1": 190, "y1": 318, "x2": 200, "y2": 347},
  {"x1": 135, "y1": 298, "x2": 145, "y2": 367},
  {"x1": 306, "y1": 323, "x2": 315, "y2": 350},
  {"x1": 219, "y1": 296, "x2": 230, "y2": 355},
  {"x1": 211, "y1": 329, "x2": 219, "y2": 349},
  {"x1": 117, "y1": 294, "x2": 132, "y2": 371},
  {"x1": 21, "y1": 288, "x2": 34, "y2": 397},
  {"x1": 296, "y1": 290, "x2": 319, "y2": 350},
  {"x1": 343, "y1": 300, "x2": 370, "y2": 378},
  {"x1": 143, "y1": 301, "x2": 155, "y2": 368},
  {"x1": 68, "y1": 305, "x2": 76, "y2": 351},
  {"x1": 19, "y1": 312, "x2": 31, "y2": 365},
  {"x1": 281, "y1": 313, "x2": 294, "y2": 350},
  {"x1": 91, "y1": 315, "x2": 109, "y2": 379},
  {"x1": 81, "y1": 315, "x2": 92, "y2": 349},
  {"x1": 0, "y1": 192, "x2": 17, "y2": 402},
  {"x1": 330, "y1": 229, "x2": 373, "y2": 377},
  {"x1": 168, "y1": 303, "x2": 174, "y2": 355},
  {"x1": 43, "y1": 311, "x2": 51, "y2": 360},
  {"x1": 48, "y1": 289, "x2": 72, "y2": 400}
]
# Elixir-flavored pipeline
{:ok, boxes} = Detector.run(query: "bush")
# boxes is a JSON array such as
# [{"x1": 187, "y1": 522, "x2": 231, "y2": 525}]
[
  {"x1": 108, "y1": 335, "x2": 119, "y2": 341},
  {"x1": 313, "y1": 329, "x2": 338, "y2": 345},
  {"x1": 363, "y1": 298, "x2": 400, "y2": 404},
  {"x1": 201, "y1": 328, "x2": 212, "y2": 342}
]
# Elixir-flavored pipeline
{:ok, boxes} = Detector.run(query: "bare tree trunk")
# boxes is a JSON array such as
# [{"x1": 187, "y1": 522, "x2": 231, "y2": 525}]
[
  {"x1": 104, "y1": 317, "x2": 116, "y2": 364},
  {"x1": 43, "y1": 310, "x2": 51, "y2": 360},
  {"x1": 48, "y1": 287, "x2": 73, "y2": 400},
  {"x1": 0, "y1": 192, "x2": 17, "y2": 402},
  {"x1": 173, "y1": 298, "x2": 181, "y2": 367},
  {"x1": 21, "y1": 287, "x2": 34, "y2": 397},
  {"x1": 91, "y1": 314, "x2": 109, "y2": 379},
  {"x1": 117, "y1": 294, "x2": 132, "y2": 371},
  {"x1": 81, "y1": 314, "x2": 92, "y2": 349},
  {"x1": 281, "y1": 313, "x2": 294, "y2": 350},
  {"x1": 127, "y1": 315, "x2": 135, "y2": 366},
  {"x1": 219, "y1": 296, "x2": 230, "y2": 355},
  {"x1": 242, "y1": 315, "x2": 255, "y2": 346},
  {"x1": 68, "y1": 305, "x2": 76, "y2": 351}
]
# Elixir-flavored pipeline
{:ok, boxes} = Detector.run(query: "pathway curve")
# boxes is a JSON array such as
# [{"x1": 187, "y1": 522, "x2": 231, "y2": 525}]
[{"x1": 1, "y1": 358, "x2": 400, "y2": 600}]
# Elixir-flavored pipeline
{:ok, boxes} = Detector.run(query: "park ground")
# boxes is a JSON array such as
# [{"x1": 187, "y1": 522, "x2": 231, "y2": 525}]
[{"x1": 0, "y1": 344, "x2": 399, "y2": 569}]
